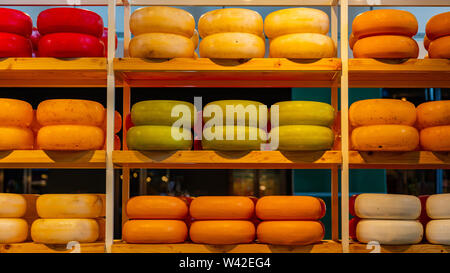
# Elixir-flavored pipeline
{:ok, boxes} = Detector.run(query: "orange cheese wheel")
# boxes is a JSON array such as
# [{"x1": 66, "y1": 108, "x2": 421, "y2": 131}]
[
  {"x1": 257, "y1": 221, "x2": 324, "y2": 245},
  {"x1": 199, "y1": 32, "x2": 265, "y2": 59},
  {"x1": 123, "y1": 220, "x2": 187, "y2": 244},
  {"x1": 0, "y1": 98, "x2": 33, "y2": 127},
  {"x1": 101, "y1": 110, "x2": 122, "y2": 134},
  {"x1": 31, "y1": 219, "x2": 99, "y2": 244},
  {"x1": 0, "y1": 126, "x2": 34, "y2": 150},
  {"x1": 189, "y1": 196, "x2": 254, "y2": 220},
  {"x1": 420, "y1": 126, "x2": 450, "y2": 151},
  {"x1": 0, "y1": 193, "x2": 27, "y2": 218},
  {"x1": 269, "y1": 33, "x2": 336, "y2": 59},
  {"x1": 425, "y1": 11, "x2": 450, "y2": 40},
  {"x1": 126, "y1": 196, "x2": 188, "y2": 220},
  {"x1": 37, "y1": 125, "x2": 104, "y2": 150},
  {"x1": 353, "y1": 35, "x2": 419, "y2": 59},
  {"x1": 0, "y1": 218, "x2": 28, "y2": 243},
  {"x1": 424, "y1": 35, "x2": 431, "y2": 51},
  {"x1": 349, "y1": 99, "x2": 416, "y2": 127},
  {"x1": 417, "y1": 101, "x2": 450, "y2": 129},
  {"x1": 352, "y1": 9, "x2": 418, "y2": 40},
  {"x1": 428, "y1": 35, "x2": 450, "y2": 59},
  {"x1": 256, "y1": 196, "x2": 325, "y2": 220},
  {"x1": 190, "y1": 220, "x2": 255, "y2": 245},
  {"x1": 36, "y1": 194, "x2": 103, "y2": 219},
  {"x1": 351, "y1": 125, "x2": 419, "y2": 151}
]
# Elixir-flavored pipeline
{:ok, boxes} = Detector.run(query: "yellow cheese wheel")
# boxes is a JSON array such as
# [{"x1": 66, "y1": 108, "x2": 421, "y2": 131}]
[
  {"x1": 256, "y1": 196, "x2": 325, "y2": 220},
  {"x1": 425, "y1": 11, "x2": 450, "y2": 40},
  {"x1": 36, "y1": 194, "x2": 103, "y2": 219},
  {"x1": 349, "y1": 99, "x2": 416, "y2": 127},
  {"x1": 123, "y1": 220, "x2": 187, "y2": 244},
  {"x1": 426, "y1": 194, "x2": 450, "y2": 219},
  {"x1": 274, "y1": 101, "x2": 335, "y2": 127},
  {"x1": 424, "y1": 35, "x2": 431, "y2": 51},
  {"x1": 269, "y1": 33, "x2": 335, "y2": 59},
  {"x1": 126, "y1": 125, "x2": 192, "y2": 151},
  {"x1": 351, "y1": 125, "x2": 419, "y2": 151},
  {"x1": 191, "y1": 29, "x2": 199, "y2": 49},
  {"x1": 354, "y1": 193, "x2": 421, "y2": 220},
  {"x1": 0, "y1": 126, "x2": 34, "y2": 150},
  {"x1": 353, "y1": 35, "x2": 419, "y2": 59},
  {"x1": 199, "y1": 33, "x2": 265, "y2": 59},
  {"x1": 0, "y1": 218, "x2": 28, "y2": 243},
  {"x1": 0, "y1": 98, "x2": 33, "y2": 127},
  {"x1": 190, "y1": 220, "x2": 255, "y2": 245},
  {"x1": 426, "y1": 220, "x2": 450, "y2": 245},
  {"x1": 0, "y1": 193, "x2": 27, "y2": 218},
  {"x1": 420, "y1": 126, "x2": 450, "y2": 151},
  {"x1": 257, "y1": 221, "x2": 324, "y2": 245},
  {"x1": 126, "y1": 196, "x2": 188, "y2": 220},
  {"x1": 356, "y1": 219, "x2": 423, "y2": 245},
  {"x1": 202, "y1": 125, "x2": 267, "y2": 151},
  {"x1": 417, "y1": 101, "x2": 450, "y2": 129},
  {"x1": 37, "y1": 125, "x2": 104, "y2": 150},
  {"x1": 203, "y1": 100, "x2": 266, "y2": 127},
  {"x1": 270, "y1": 125, "x2": 334, "y2": 151},
  {"x1": 131, "y1": 100, "x2": 195, "y2": 127},
  {"x1": 130, "y1": 6, "x2": 195, "y2": 38},
  {"x1": 198, "y1": 8, "x2": 263, "y2": 38},
  {"x1": 190, "y1": 196, "x2": 254, "y2": 220},
  {"x1": 428, "y1": 35, "x2": 450, "y2": 59},
  {"x1": 31, "y1": 219, "x2": 99, "y2": 244},
  {"x1": 129, "y1": 33, "x2": 195, "y2": 58}
]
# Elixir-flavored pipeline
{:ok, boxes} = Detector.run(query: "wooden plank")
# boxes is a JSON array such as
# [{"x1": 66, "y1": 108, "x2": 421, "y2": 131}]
[
  {"x1": 1, "y1": 0, "x2": 108, "y2": 5},
  {"x1": 121, "y1": 0, "x2": 336, "y2": 6},
  {"x1": 0, "y1": 242, "x2": 105, "y2": 253},
  {"x1": 349, "y1": 151, "x2": 450, "y2": 169},
  {"x1": 349, "y1": 0, "x2": 450, "y2": 6},
  {"x1": 349, "y1": 243, "x2": 450, "y2": 253}
]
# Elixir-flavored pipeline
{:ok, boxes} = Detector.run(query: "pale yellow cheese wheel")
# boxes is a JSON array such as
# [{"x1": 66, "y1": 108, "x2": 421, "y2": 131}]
[
  {"x1": 0, "y1": 218, "x2": 28, "y2": 243},
  {"x1": 0, "y1": 193, "x2": 27, "y2": 218},
  {"x1": 354, "y1": 193, "x2": 421, "y2": 220},
  {"x1": 356, "y1": 219, "x2": 423, "y2": 245},
  {"x1": 426, "y1": 220, "x2": 450, "y2": 245},
  {"x1": 199, "y1": 32, "x2": 265, "y2": 59},
  {"x1": 36, "y1": 194, "x2": 103, "y2": 219},
  {"x1": 31, "y1": 219, "x2": 99, "y2": 244},
  {"x1": 269, "y1": 33, "x2": 336, "y2": 58},
  {"x1": 129, "y1": 33, "x2": 195, "y2": 58}
]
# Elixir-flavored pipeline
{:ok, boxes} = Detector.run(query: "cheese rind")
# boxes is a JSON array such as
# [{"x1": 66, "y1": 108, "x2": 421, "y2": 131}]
[
  {"x1": 417, "y1": 101, "x2": 450, "y2": 129},
  {"x1": 31, "y1": 219, "x2": 99, "y2": 244},
  {"x1": 425, "y1": 11, "x2": 450, "y2": 40},
  {"x1": 199, "y1": 33, "x2": 265, "y2": 59},
  {"x1": 0, "y1": 126, "x2": 34, "y2": 150},
  {"x1": 420, "y1": 126, "x2": 450, "y2": 151},
  {"x1": 131, "y1": 100, "x2": 195, "y2": 127},
  {"x1": 129, "y1": 33, "x2": 194, "y2": 58},
  {"x1": 426, "y1": 194, "x2": 450, "y2": 219},
  {"x1": 273, "y1": 101, "x2": 335, "y2": 127},
  {"x1": 126, "y1": 196, "x2": 188, "y2": 220},
  {"x1": 202, "y1": 125, "x2": 266, "y2": 151},
  {"x1": 0, "y1": 193, "x2": 27, "y2": 218},
  {"x1": 351, "y1": 125, "x2": 419, "y2": 151},
  {"x1": 356, "y1": 219, "x2": 423, "y2": 245},
  {"x1": 354, "y1": 193, "x2": 421, "y2": 220},
  {"x1": 353, "y1": 35, "x2": 419, "y2": 59},
  {"x1": 37, "y1": 125, "x2": 104, "y2": 150},
  {"x1": 257, "y1": 221, "x2": 324, "y2": 245},
  {"x1": 36, "y1": 194, "x2": 103, "y2": 219},
  {"x1": 0, "y1": 218, "x2": 28, "y2": 243},
  {"x1": 270, "y1": 125, "x2": 334, "y2": 151},
  {"x1": 189, "y1": 220, "x2": 255, "y2": 245},
  {"x1": 269, "y1": 33, "x2": 336, "y2": 59},
  {"x1": 428, "y1": 35, "x2": 450, "y2": 59},
  {"x1": 126, "y1": 125, "x2": 192, "y2": 151},
  {"x1": 190, "y1": 196, "x2": 254, "y2": 220},
  {"x1": 0, "y1": 98, "x2": 33, "y2": 127},
  {"x1": 123, "y1": 220, "x2": 188, "y2": 244},
  {"x1": 426, "y1": 220, "x2": 450, "y2": 245},
  {"x1": 256, "y1": 196, "x2": 325, "y2": 220}
]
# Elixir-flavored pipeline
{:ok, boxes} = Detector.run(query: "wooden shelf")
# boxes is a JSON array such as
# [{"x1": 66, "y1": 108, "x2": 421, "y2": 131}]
[
  {"x1": 118, "y1": 0, "x2": 337, "y2": 6},
  {"x1": 0, "y1": 242, "x2": 105, "y2": 253},
  {"x1": 1, "y1": 0, "x2": 108, "y2": 5},
  {"x1": 349, "y1": 243, "x2": 450, "y2": 253},
  {"x1": 349, "y1": 151, "x2": 450, "y2": 169},
  {"x1": 349, "y1": 0, "x2": 450, "y2": 6}
]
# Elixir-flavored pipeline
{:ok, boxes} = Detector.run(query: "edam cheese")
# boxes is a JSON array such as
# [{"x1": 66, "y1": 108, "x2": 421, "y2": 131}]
[
  {"x1": 190, "y1": 196, "x2": 254, "y2": 220},
  {"x1": 256, "y1": 196, "x2": 325, "y2": 220},
  {"x1": 257, "y1": 221, "x2": 324, "y2": 245},
  {"x1": 351, "y1": 125, "x2": 419, "y2": 151},
  {"x1": 126, "y1": 196, "x2": 188, "y2": 220},
  {"x1": 189, "y1": 220, "x2": 255, "y2": 245}
]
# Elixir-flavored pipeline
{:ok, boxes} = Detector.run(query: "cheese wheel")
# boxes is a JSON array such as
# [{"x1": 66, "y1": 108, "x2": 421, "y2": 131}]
[
  {"x1": 203, "y1": 100, "x2": 266, "y2": 127},
  {"x1": 190, "y1": 220, "x2": 255, "y2": 245},
  {"x1": 37, "y1": 99, "x2": 105, "y2": 127},
  {"x1": 191, "y1": 29, "x2": 199, "y2": 49},
  {"x1": 0, "y1": 127, "x2": 34, "y2": 150},
  {"x1": 354, "y1": 194, "x2": 421, "y2": 220},
  {"x1": 0, "y1": 218, "x2": 28, "y2": 244},
  {"x1": 131, "y1": 100, "x2": 195, "y2": 127},
  {"x1": 198, "y1": 8, "x2": 263, "y2": 38},
  {"x1": 426, "y1": 220, "x2": 450, "y2": 245},
  {"x1": 190, "y1": 196, "x2": 254, "y2": 220},
  {"x1": 428, "y1": 35, "x2": 450, "y2": 59},
  {"x1": 349, "y1": 217, "x2": 360, "y2": 241},
  {"x1": 352, "y1": 9, "x2": 418, "y2": 40},
  {"x1": 36, "y1": 194, "x2": 103, "y2": 219},
  {"x1": 349, "y1": 32, "x2": 357, "y2": 50},
  {"x1": 101, "y1": 27, "x2": 118, "y2": 57},
  {"x1": 356, "y1": 219, "x2": 423, "y2": 245},
  {"x1": 269, "y1": 33, "x2": 336, "y2": 59},
  {"x1": 37, "y1": 125, "x2": 104, "y2": 150},
  {"x1": 417, "y1": 101, "x2": 450, "y2": 129},
  {"x1": 38, "y1": 33, "x2": 105, "y2": 58},
  {"x1": 351, "y1": 125, "x2": 419, "y2": 151},
  {"x1": 425, "y1": 11, "x2": 450, "y2": 40},
  {"x1": 273, "y1": 101, "x2": 334, "y2": 127},
  {"x1": 202, "y1": 125, "x2": 266, "y2": 151},
  {"x1": 349, "y1": 99, "x2": 416, "y2": 127},
  {"x1": 127, "y1": 125, "x2": 192, "y2": 150},
  {"x1": 101, "y1": 110, "x2": 122, "y2": 134},
  {"x1": 123, "y1": 220, "x2": 187, "y2": 244},
  {"x1": 257, "y1": 221, "x2": 324, "y2": 245},
  {"x1": 270, "y1": 125, "x2": 334, "y2": 151},
  {"x1": 126, "y1": 196, "x2": 188, "y2": 220},
  {"x1": 130, "y1": 7, "x2": 195, "y2": 38},
  {"x1": 426, "y1": 194, "x2": 450, "y2": 219},
  {"x1": 31, "y1": 219, "x2": 99, "y2": 244},
  {"x1": 0, "y1": 98, "x2": 33, "y2": 127},
  {"x1": 129, "y1": 33, "x2": 194, "y2": 58},
  {"x1": 199, "y1": 33, "x2": 265, "y2": 59},
  {"x1": 424, "y1": 35, "x2": 431, "y2": 51},
  {"x1": 256, "y1": 196, "x2": 325, "y2": 220},
  {"x1": 353, "y1": 35, "x2": 419, "y2": 59},
  {"x1": 0, "y1": 8, "x2": 32, "y2": 37},
  {"x1": 0, "y1": 32, "x2": 32, "y2": 57},
  {"x1": 0, "y1": 193, "x2": 27, "y2": 218},
  {"x1": 420, "y1": 126, "x2": 450, "y2": 151}
]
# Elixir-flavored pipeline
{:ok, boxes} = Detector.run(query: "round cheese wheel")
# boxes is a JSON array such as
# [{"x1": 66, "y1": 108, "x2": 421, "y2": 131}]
[
  {"x1": 130, "y1": 7, "x2": 195, "y2": 38},
  {"x1": 270, "y1": 33, "x2": 335, "y2": 59},
  {"x1": 129, "y1": 33, "x2": 194, "y2": 58},
  {"x1": 190, "y1": 220, "x2": 255, "y2": 245},
  {"x1": 270, "y1": 125, "x2": 334, "y2": 151},
  {"x1": 0, "y1": 193, "x2": 26, "y2": 218},
  {"x1": 426, "y1": 194, "x2": 450, "y2": 219},
  {"x1": 101, "y1": 110, "x2": 122, "y2": 134},
  {"x1": 424, "y1": 35, "x2": 431, "y2": 51},
  {"x1": 264, "y1": 8, "x2": 329, "y2": 39},
  {"x1": 256, "y1": 196, "x2": 325, "y2": 220},
  {"x1": 31, "y1": 219, "x2": 99, "y2": 244},
  {"x1": 353, "y1": 193, "x2": 421, "y2": 220},
  {"x1": 190, "y1": 196, "x2": 254, "y2": 220},
  {"x1": 131, "y1": 100, "x2": 195, "y2": 127},
  {"x1": 0, "y1": 32, "x2": 32, "y2": 57},
  {"x1": 199, "y1": 32, "x2": 265, "y2": 59},
  {"x1": 37, "y1": 125, "x2": 104, "y2": 151},
  {"x1": 191, "y1": 29, "x2": 199, "y2": 49},
  {"x1": 0, "y1": 218, "x2": 28, "y2": 244},
  {"x1": 349, "y1": 32, "x2": 357, "y2": 50},
  {"x1": 273, "y1": 101, "x2": 334, "y2": 127},
  {"x1": 428, "y1": 35, "x2": 450, "y2": 59},
  {"x1": 356, "y1": 219, "x2": 423, "y2": 245},
  {"x1": 257, "y1": 221, "x2": 324, "y2": 245},
  {"x1": 351, "y1": 125, "x2": 419, "y2": 151},
  {"x1": 126, "y1": 125, "x2": 192, "y2": 151},
  {"x1": 349, "y1": 99, "x2": 416, "y2": 127},
  {"x1": 420, "y1": 126, "x2": 450, "y2": 151},
  {"x1": 417, "y1": 101, "x2": 450, "y2": 129},
  {"x1": 0, "y1": 98, "x2": 33, "y2": 127},
  {"x1": 0, "y1": 127, "x2": 34, "y2": 150},
  {"x1": 123, "y1": 220, "x2": 187, "y2": 244},
  {"x1": 37, "y1": 99, "x2": 105, "y2": 127},
  {"x1": 0, "y1": 8, "x2": 32, "y2": 37},
  {"x1": 353, "y1": 35, "x2": 419, "y2": 59},
  {"x1": 352, "y1": 9, "x2": 418, "y2": 40},
  {"x1": 38, "y1": 33, "x2": 105, "y2": 58},
  {"x1": 425, "y1": 11, "x2": 450, "y2": 40},
  {"x1": 349, "y1": 217, "x2": 360, "y2": 240},
  {"x1": 203, "y1": 100, "x2": 266, "y2": 127},
  {"x1": 36, "y1": 194, "x2": 103, "y2": 219},
  {"x1": 426, "y1": 220, "x2": 450, "y2": 245},
  {"x1": 37, "y1": 8, "x2": 103, "y2": 38},
  {"x1": 101, "y1": 27, "x2": 118, "y2": 57},
  {"x1": 126, "y1": 196, "x2": 188, "y2": 220},
  {"x1": 202, "y1": 125, "x2": 266, "y2": 151}
]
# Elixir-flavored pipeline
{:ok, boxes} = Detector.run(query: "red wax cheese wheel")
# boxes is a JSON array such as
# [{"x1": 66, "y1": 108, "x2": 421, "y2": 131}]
[
  {"x1": 353, "y1": 193, "x2": 421, "y2": 220},
  {"x1": 349, "y1": 194, "x2": 359, "y2": 217},
  {"x1": 356, "y1": 219, "x2": 423, "y2": 245},
  {"x1": 256, "y1": 196, "x2": 325, "y2": 220},
  {"x1": 257, "y1": 221, "x2": 324, "y2": 245},
  {"x1": 0, "y1": 193, "x2": 27, "y2": 218},
  {"x1": 123, "y1": 220, "x2": 188, "y2": 244},
  {"x1": 0, "y1": 218, "x2": 28, "y2": 244},
  {"x1": 30, "y1": 27, "x2": 40, "y2": 51},
  {"x1": 426, "y1": 194, "x2": 450, "y2": 219},
  {"x1": 101, "y1": 27, "x2": 118, "y2": 57},
  {"x1": 0, "y1": 32, "x2": 32, "y2": 57},
  {"x1": 0, "y1": 8, "x2": 32, "y2": 37},
  {"x1": 0, "y1": 98, "x2": 33, "y2": 127},
  {"x1": 37, "y1": 125, "x2": 104, "y2": 150},
  {"x1": 416, "y1": 101, "x2": 450, "y2": 129},
  {"x1": 428, "y1": 35, "x2": 450, "y2": 59},
  {"x1": 38, "y1": 33, "x2": 104, "y2": 58},
  {"x1": 420, "y1": 126, "x2": 450, "y2": 151},
  {"x1": 189, "y1": 196, "x2": 254, "y2": 220},
  {"x1": 353, "y1": 35, "x2": 419, "y2": 59},
  {"x1": 101, "y1": 110, "x2": 122, "y2": 134},
  {"x1": 31, "y1": 219, "x2": 99, "y2": 244},
  {"x1": 351, "y1": 125, "x2": 419, "y2": 151},
  {"x1": 0, "y1": 127, "x2": 34, "y2": 150},
  {"x1": 36, "y1": 194, "x2": 103, "y2": 219},
  {"x1": 190, "y1": 220, "x2": 255, "y2": 245},
  {"x1": 349, "y1": 217, "x2": 360, "y2": 241},
  {"x1": 126, "y1": 196, "x2": 188, "y2": 220},
  {"x1": 37, "y1": 8, "x2": 103, "y2": 38},
  {"x1": 425, "y1": 11, "x2": 450, "y2": 40}
]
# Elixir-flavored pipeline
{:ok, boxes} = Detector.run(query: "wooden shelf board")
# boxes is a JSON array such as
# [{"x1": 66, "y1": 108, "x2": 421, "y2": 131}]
[
  {"x1": 0, "y1": 242, "x2": 105, "y2": 253},
  {"x1": 1, "y1": 0, "x2": 108, "y2": 5},
  {"x1": 349, "y1": 243, "x2": 450, "y2": 253},
  {"x1": 349, "y1": 151, "x2": 450, "y2": 169},
  {"x1": 117, "y1": 0, "x2": 337, "y2": 6},
  {"x1": 349, "y1": 0, "x2": 450, "y2": 6}
]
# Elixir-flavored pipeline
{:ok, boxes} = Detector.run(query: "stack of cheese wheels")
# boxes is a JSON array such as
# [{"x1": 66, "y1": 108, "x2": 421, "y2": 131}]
[
  {"x1": 351, "y1": 194, "x2": 423, "y2": 245},
  {"x1": 189, "y1": 196, "x2": 255, "y2": 244},
  {"x1": 350, "y1": 9, "x2": 419, "y2": 59},
  {"x1": 417, "y1": 101, "x2": 450, "y2": 151},
  {"x1": 0, "y1": 8, "x2": 33, "y2": 57},
  {"x1": 0, "y1": 193, "x2": 28, "y2": 243},
  {"x1": 198, "y1": 8, "x2": 265, "y2": 59},
  {"x1": 349, "y1": 99, "x2": 419, "y2": 151},
  {"x1": 264, "y1": 8, "x2": 335, "y2": 58},
  {"x1": 256, "y1": 196, "x2": 325, "y2": 245},
  {"x1": 127, "y1": 100, "x2": 194, "y2": 150},
  {"x1": 37, "y1": 8, "x2": 105, "y2": 57},
  {"x1": 36, "y1": 99, "x2": 105, "y2": 150},
  {"x1": 129, "y1": 7, "x2": 195, "y2": 58},
  {"x1": 0, "y1": 98, "x2": 34, "y2": 150},
  {"x1": 123, "y1": 196, "x2": 188, "y2": 243},
  {"x1": 101, "y1": 110, "x2": 122, "y2": 150},
  {"x1": 270, "y1": 101, "x2": 335, "y2": 151},
  {"x1": 425, "y1": 12, "x2": 450, "y2": 59},
  {"x1": 31, "y1": 194, "x2": 103, "y2": 244},
  {"x1": 425, "y1": 194, "x2": 450, "y2": 245}
]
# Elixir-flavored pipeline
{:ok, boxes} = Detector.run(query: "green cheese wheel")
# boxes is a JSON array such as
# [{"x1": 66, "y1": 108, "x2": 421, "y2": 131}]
[
  {"x1": 272, "y1": 101, "x2": 335, "y2": 127},
  {"x1": 202, "y1": 125, "x2": 267, "y2": 151},
  {"x1": 131, "y1": 100, "x2": 195, "y2": 127},
  {"x1": 203, "y1": 100, "x2": 267, "y2": 127},
  {"x1": 127, "y1": 125, "x2": 192, "y2": 150},
  {"x1": 271, "y1": 125, "x2": 334, "y2": 151}
]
